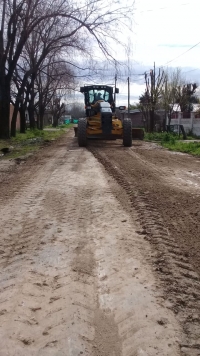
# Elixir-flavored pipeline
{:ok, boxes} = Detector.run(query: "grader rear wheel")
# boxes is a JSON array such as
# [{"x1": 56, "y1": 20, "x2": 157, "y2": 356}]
[
  {"x1": 78, "y1": 118, "x2": 87, "y2": 147},
  {"x1": 123, "y1": 118, "x2": 132, "y2": 147}
]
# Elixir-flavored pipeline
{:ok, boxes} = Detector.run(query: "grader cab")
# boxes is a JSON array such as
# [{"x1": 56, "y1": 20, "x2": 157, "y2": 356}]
[{"x1": 76, "y1": 85, "x2": 143, "y2": 147}]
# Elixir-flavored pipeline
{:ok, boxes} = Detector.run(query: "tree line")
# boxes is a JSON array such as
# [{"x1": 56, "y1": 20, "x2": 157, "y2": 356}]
[
  {"x1": 0, "y1": 0, "x2": 133, "y2": 138},
  {"x1": 135, "y1": 68, "x2": 198, "y2": 132}
]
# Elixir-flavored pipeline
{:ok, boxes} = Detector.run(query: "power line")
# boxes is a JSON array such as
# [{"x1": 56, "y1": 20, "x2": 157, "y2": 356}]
[
  {"x1": 138, "y1": 2, "x2": 190, "y2": 13},
  {"x1": 93, "y1": 72, "x2": 145, "y2": 76},
  {"x1": 153, "y1": 40, "x2": 200, "y2": 74},
  {"x1": 84, "y1": 74, "x2": 145, "y2": 79},
  {"x1": 183, "y1": 68, "x2": 200, "y2": 74},
  {"x1": 164, "y1": 41, "x2": 200, "y2": 66}
]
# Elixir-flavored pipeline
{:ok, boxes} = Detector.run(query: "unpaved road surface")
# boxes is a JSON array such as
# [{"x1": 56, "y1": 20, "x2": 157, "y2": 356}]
[{"x1": 0, "y1": 131, "x2": 200, "y2": 356}]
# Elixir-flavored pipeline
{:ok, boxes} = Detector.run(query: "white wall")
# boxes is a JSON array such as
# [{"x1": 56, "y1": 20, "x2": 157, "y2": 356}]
[
  {"x1": 170, "y1": 115, "x2": 200, "y2": 137},
  {"x1": 193, "y1": 120, "x2": 200, "y2": 136}
]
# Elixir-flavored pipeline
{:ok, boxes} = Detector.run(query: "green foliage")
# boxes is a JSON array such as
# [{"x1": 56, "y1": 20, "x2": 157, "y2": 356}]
[
  {"x1": 162, "y1": 141, "x2": 200, "y2": 155},
  {"x1": 11, "y1": 128, "x2": 67, "y2": 142},
  {"x1": 3, "y1": 145, "x2": 40, "y2": 159},
  {"x1": 45, "y1": 123, "x2": 73, "y2": 129},
  {"x1": 186, "y1": 131, "x2": 200, "y2": 140},
  {"x1": 12, "y1": 129, "x2": 45, "y2": 141},
  {"x1": 0, "y1": 128, "x2": 67, "y2": 159},
  {"x1": 144, "y1": 132, "x2": 178, "y2": 143},
  {"x1": 145, "y1": 131, "x2": 200, "y2": 156},
  {"x1": 59, "y1": 123, "x2": 73, "y2": 129}
]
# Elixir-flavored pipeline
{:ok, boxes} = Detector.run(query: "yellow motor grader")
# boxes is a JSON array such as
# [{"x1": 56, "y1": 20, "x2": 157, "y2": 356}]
[{"x1": 76, "y1": 85, "x2": 144, "y2": 147}]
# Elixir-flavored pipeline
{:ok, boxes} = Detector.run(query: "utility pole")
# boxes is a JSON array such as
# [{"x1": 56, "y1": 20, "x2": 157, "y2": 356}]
[
  {"x1": 128, "y1": 76, "x2": 130, "y2": 117},
  {"x1": 165, "y1": 78, "x2": 168, "y2": 130},
  {"x1": 149, "y1": 62, "x2": 156, "y2": 132},
  {"x1": 144, "y1": 71, "x2": 149, "y2": 131},
  {"x1": 114, "y1": 74, "x2": 117, "y2": 107},
  {"x1": 150, "y1": 68, "x2": 153, "y2": 132},
  {"x1": 153, "y1": 62, "x2": 156, "y2": 131}
]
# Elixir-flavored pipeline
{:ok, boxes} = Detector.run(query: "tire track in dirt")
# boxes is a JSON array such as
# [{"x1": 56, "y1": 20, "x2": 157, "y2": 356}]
[
  {"x1": 81, "y1": 147, "x2": 181, "y2": 356},
  {"x1": 0, "y1": 136, "x2": 124, "y2": 355},
  {"x1": 89, "y1": 144, "x2": 200, "y2": 356},
  {"x1": 0, "y1": 147, "x2": 61, "y2": 269},
  {"x1": 0, "y1": 138, "x2": 97, "y2": 355},
  {"x1": 0, "y1": 133, "x2": 182, "y2": 356}
]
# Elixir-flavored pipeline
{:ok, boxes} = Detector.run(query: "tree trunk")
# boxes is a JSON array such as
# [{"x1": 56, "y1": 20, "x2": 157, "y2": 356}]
[
  {"x1": 36, "y1": 113, "x2": 40, "y2": 129},
  {"x1": 149, "y1": 109, "x2": 155, "y2": 132},
  {"x1": 0, "y1": 76, "x2": 10, "y2": 139},
  {"x1": 28, "y1": 75, "x2": 36, "y2": 129},
  {"x1": 38, "y1": 100, "x2": 45, "y2": 130},
  {"x1": 22, "y1": 86, "x2": 30, "y2": 133},
  {"x1": 168, "y1": 115, "x2": 171, "y2": 127},
  {"x1": 19, "y1": 106, "x2": 26, "y2": 133},
  {"x1": 168, "y1": 110, "x2": 173, "y2": 127},
  {"x1": 28, "y1": 94, "x2": 35, "y2": 129},
  {"x1": 11, "y1": 99, "x2": 20, "y2": 137},
  {"x1": 145, "y1": 110, "x2": 149, "y2": 132},
  {"x1": 52, "y1": 113, "x2": 58, "y2": 127},
  {"x1": 39, "y1": 110, "x2": 44, "y2": 130}
]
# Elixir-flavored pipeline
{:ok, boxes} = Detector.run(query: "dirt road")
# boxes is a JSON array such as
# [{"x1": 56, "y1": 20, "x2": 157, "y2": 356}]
[{"x1": 0, "y1": 131, "x2": 200, "y2": 355}]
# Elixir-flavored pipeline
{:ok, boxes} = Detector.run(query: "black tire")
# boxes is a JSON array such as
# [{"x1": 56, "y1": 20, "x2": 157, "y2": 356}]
[
  {"x1": 123, "y1": 118, "x2": 132, "y2": 147},
  {"x1": 78, "y1": 118, "x2": 87, "y2": 147}
]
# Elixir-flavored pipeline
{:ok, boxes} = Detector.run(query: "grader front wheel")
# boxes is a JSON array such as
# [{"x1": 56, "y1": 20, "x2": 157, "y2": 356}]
[
  {"x1": 78, "y1": 118, "x2": 87, "y2": 147},
  {"x1": 123, "y1": 118, "x2": 132, "y2": 147}
]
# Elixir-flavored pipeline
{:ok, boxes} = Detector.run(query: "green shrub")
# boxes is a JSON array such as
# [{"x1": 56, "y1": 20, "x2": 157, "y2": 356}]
[
  {"x1": 59, "y1": 123, "x2": 72, "y2": 128},
  {"x1": 144, "y1": 131, "x2": 178, "y2": 142},
  {"x1": 145, "y1": 130, "x2": 200, "y2": 156}
]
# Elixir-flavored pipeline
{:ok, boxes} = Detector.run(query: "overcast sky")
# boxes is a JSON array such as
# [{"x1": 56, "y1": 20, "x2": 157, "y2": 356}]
[{"x1": 73, "y1": 0, "x2": 200, "y2": 106}]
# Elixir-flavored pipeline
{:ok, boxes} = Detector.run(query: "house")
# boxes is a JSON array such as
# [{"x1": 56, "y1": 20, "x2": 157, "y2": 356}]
[{"x1": 170, "y1": 111, "x2": 200, "y2": 136}]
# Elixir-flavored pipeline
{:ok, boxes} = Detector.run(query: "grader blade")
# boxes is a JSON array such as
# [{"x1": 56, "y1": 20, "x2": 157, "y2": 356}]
[{"x1": 132, "y1": 128, "x2": 144, "y2": 140}]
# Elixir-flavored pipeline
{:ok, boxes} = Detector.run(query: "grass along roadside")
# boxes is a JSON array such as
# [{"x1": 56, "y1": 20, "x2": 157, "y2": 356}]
[
  {"x1": 162, "y1": 140, "x2": 200, "y2": 155},
  {"x1": 0, "y1": 126, "x2": 69, "y2": 160},
  {"x1": 44, "y1": 123, "x2": 74, "y2": 129},
  {"x1": 144, "y1": 132, "x2": 200, "y2": 156}
]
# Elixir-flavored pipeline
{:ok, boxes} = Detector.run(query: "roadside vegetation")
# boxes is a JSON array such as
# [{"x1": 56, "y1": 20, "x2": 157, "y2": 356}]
[
  {"x1": 0, "y1": 126, "x2": 70, "y2": 160},
  {"x1": 145, "y1": 132, "x2": 200, "y2": 156}
]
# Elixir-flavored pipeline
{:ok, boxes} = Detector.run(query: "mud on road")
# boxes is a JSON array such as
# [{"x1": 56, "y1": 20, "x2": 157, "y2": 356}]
[{"x1": 0, "y1": 130, "x2": 200, "y2": 355}]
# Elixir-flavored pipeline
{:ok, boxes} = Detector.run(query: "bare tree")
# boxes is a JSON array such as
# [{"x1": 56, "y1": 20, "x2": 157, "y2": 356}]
[
  {"x1": 0, "y1": 0, "x2": 66, "y2": 138},
  {"x1": 66, "y1": 102, "x2": 85, "y2": 119},
  {"x1": 0, "y1": 0, "x2": 134, "y2": 138},
  {"x1": 141, "y1": 67, "x2": 166, "y2": 132},
  {"x1": 51, "y1": 98, "x2": 65, "y2": 127},
  {"x1": 176, "y1": 83, "x2": 198, "y2": 113},
  {"x1": 161, "y1": 68, "x2": 198, "y2": 125},
  {"x1": 161, "y1": 68, "x2": 184, "y2": 126},
  {"x1": 10, "y1": 66, "x2": 30, "y2": 134},
  {"x1": 35, "y1": 57, "x2": 75, "y2": 129},
  {"x1": 138, "y1": 93, "x2": 150, "y2": 132},
  {"x1": 10, "y1": 14, "x2": 84, "y2": 135}
]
